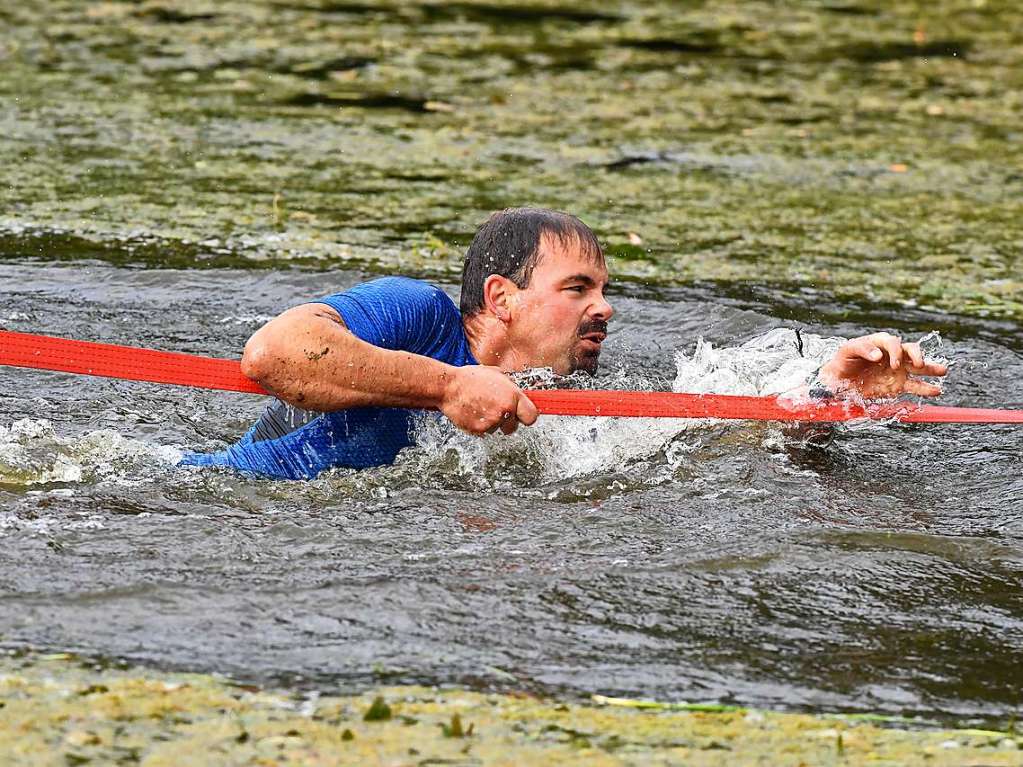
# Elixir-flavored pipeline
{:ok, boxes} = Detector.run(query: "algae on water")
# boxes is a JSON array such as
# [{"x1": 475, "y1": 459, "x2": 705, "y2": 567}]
[
  {"x1": 1, "y1": 0, "x2": 1021, "y2": 320},
  {"x1": 1, "y1": 651, "x2": 1021, "y2": 766}
]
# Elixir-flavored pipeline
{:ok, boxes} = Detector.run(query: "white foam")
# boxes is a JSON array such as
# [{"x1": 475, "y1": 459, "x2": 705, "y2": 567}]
[
  {"x1": 218, "y1": 313, "x2": 275, "y2": 325},
  {"x1": 673, "y1": 328, "x2": 840, "y2": 396},
  {"x1": 404, "y1": 330, "x2": 855, "y2": 482},
  {"x1": 0, "y1": 418, "x2": 182, "y2": 487}
]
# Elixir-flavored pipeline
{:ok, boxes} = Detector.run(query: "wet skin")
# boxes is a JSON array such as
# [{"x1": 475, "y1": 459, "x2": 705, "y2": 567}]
[{"x1": 465, "y1": 233, "x2": 614, "y2": 378}]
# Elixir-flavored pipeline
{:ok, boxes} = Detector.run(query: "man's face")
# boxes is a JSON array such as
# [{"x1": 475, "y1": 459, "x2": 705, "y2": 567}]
[{"x1": 506, "y1": 234, "x2": 613, "y2": 375}]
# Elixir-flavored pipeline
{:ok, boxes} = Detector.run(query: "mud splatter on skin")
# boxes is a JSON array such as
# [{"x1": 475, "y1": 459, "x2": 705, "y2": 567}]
[
  {"x1": 1, "y1": 1, "x2": 1022, "y2": 320},
  {"x1": 304, "y1": 346, "x2": 331, "y2": 361},
  {"x1": 1, "y1": 652, "x2": 1020, "y2": 766}
]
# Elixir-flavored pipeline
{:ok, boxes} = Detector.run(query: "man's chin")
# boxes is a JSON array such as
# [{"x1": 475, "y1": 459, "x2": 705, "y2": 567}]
[{"x1": 569, "y1": 351, "x2": 600, "y2": 375}]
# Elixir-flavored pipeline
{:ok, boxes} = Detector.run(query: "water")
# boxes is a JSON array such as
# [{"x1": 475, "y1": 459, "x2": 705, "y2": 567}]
[
  {"x1": 2, "y1": 260, "x2": 1021, "y2": 726},
  {"x1": 2, "y1": 0, "x2": 1022, "y2": 733}
]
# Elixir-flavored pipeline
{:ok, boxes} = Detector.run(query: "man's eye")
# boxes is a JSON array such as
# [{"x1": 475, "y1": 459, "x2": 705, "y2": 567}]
[{"x1": 566, "y1": 286, "x2": 585, "y2": 292}]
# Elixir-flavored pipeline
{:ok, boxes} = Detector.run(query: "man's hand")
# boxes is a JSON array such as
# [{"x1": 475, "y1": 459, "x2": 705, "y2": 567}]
[
  {"x1": 440, "y1": 366, "x2": 540, "y2": 436},
  {"x1": 819, "y1": 332, "x2": 948, "y2": 399}
]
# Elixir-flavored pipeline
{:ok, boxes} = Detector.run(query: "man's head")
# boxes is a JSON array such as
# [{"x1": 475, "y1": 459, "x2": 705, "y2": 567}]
[{"x1": 460, "y1": 207, "x2": 613, "y2": 375}]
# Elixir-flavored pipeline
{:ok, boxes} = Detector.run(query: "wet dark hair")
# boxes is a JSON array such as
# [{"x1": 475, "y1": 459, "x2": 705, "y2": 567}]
[{"x1": 459, "y1": 207, "x2": 604, "y2": 316}]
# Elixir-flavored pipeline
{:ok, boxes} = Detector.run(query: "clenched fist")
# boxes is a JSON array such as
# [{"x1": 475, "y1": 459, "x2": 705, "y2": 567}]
[{"x1": 440, "y1": 366, "x2": 539, "y2": 436}]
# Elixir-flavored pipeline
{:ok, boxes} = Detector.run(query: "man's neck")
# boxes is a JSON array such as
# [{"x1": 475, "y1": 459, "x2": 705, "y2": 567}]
[{"x1": 462, "y1": 313, "x2": 527, "y2": 372}]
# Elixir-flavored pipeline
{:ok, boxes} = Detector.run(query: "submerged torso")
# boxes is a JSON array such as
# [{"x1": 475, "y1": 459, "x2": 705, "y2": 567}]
[{"x1": 179, "y1": 277, "x2": 477, "y2": 479}]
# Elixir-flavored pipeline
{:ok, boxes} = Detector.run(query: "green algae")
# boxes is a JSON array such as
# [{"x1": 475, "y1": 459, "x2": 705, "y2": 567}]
[
  {"x1": 1, "y1": 651, "x2": 1021, "y2": 766},
  {"x1": 1, "y1": 650, "x2": 1021, "y2": 766},
  {"x1": 363, "y1": 695, "x2": 394, "y2": 721},
  {"x1": 1, "y1": 0, "x2": 1022, "y2": 321}
]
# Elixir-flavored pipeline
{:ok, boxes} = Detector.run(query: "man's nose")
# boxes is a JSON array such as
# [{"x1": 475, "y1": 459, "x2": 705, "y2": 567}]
[{"x1": 593, "y1": 295, "x2": 614, "y2": 321}]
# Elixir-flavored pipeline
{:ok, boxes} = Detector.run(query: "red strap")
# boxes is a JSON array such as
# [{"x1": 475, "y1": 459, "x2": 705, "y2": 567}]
[
  {"x1": 2, "y1": 330, "x2": 1021, "y2": 424},
  {"x1": 0, "y1": 329, "x2": 267, "y2": 395},
  {"x1": 527, "y1": 390, "x2": 1023, "y2": 424}
]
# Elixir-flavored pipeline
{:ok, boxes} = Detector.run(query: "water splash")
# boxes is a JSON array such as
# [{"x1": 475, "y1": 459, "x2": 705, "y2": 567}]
[
  {"x1": 398, "y1": 335, "x2": 831, "y2": 485},
  {"x1": 0, "y1": 418, "x2": 181, "y2": 487},
  {"x1": 673, "y1": 328, "x2": 839, "y2": 396},
  {"x1": 0, "y1": 331, "x2": 947, "y2": 493},
  {"x1": 394, "y1": 329, "x2": 957, "y2": 488},
  {"x1": 218, "y1": 313, "x2": 276, "y2": 326}
]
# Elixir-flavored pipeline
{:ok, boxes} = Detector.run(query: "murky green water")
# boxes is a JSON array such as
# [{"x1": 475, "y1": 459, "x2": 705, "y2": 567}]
[
  {"x1": 3, "y1": 0, "x2": 1022, "y2": 316},
  {"x1": 1, "y1": 0, "x2": 1022, "y2": 736}
]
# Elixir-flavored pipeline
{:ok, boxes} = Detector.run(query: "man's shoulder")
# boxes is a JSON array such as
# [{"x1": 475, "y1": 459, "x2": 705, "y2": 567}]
[
  {"x1": 349, "y1": 276, "x2": 452, "y2": 304},
  {"x1": 314, "y1": 275, "x2": 461, "y2": 336},
  {"x1": 309, "y1": 276, "x2": 471, "y2": 360},
  {"x1": 313, "y1": 276, "x2": 454, "y2": 310}
]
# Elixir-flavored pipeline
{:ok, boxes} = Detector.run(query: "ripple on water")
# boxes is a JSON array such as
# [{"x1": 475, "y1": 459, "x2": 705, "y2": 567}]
[{"x1": 0, "y1": 265, "x2": 1021, "y2": 725}]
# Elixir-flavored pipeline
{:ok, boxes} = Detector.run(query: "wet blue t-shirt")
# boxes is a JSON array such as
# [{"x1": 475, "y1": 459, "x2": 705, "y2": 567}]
[{"x1": 179, "y1": 277, "x2": 477, "y2": 479}]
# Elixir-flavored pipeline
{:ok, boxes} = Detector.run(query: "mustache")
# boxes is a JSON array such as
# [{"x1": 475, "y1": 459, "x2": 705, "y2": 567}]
[{"x1": 578, "y1": 319, "x2": 608, "y2": 337}]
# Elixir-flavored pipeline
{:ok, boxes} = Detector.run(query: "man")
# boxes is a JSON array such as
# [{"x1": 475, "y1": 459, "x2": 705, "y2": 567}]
[{"x1": 180, "y1": 207, "x2": 947, "y2": 480}]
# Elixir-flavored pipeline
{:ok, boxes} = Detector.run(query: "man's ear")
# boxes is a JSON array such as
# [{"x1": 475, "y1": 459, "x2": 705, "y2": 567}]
[{"x1": 482, "y1": 275, "x2": 516, "y2": 322}]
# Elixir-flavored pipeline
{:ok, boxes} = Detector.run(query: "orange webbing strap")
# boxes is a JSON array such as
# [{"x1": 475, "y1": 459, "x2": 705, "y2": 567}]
[
  {"x1": 0, "y1": 329, "x2": 268, "y2": 395},
  {"x1": 526, "y1": 390, "x2": 1023, "y2": 424},
  {"x1": 2, "y1": 330, "x2": 1022, "y2": 424}
]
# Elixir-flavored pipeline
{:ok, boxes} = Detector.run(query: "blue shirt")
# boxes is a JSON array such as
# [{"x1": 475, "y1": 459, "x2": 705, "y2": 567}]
[{"x1": 179, "y1": 277, "x2": 477, "y2": 479}]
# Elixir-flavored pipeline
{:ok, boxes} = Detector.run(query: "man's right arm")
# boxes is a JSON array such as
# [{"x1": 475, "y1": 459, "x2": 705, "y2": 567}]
[{"x1": 240, "y1": 303, "x2": 537, "y2": 435}]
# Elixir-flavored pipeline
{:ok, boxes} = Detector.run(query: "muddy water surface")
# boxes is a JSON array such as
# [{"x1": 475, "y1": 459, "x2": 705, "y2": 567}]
[{"x1": 1, "y1": 0, "x2": 1022, "y2": 730}]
